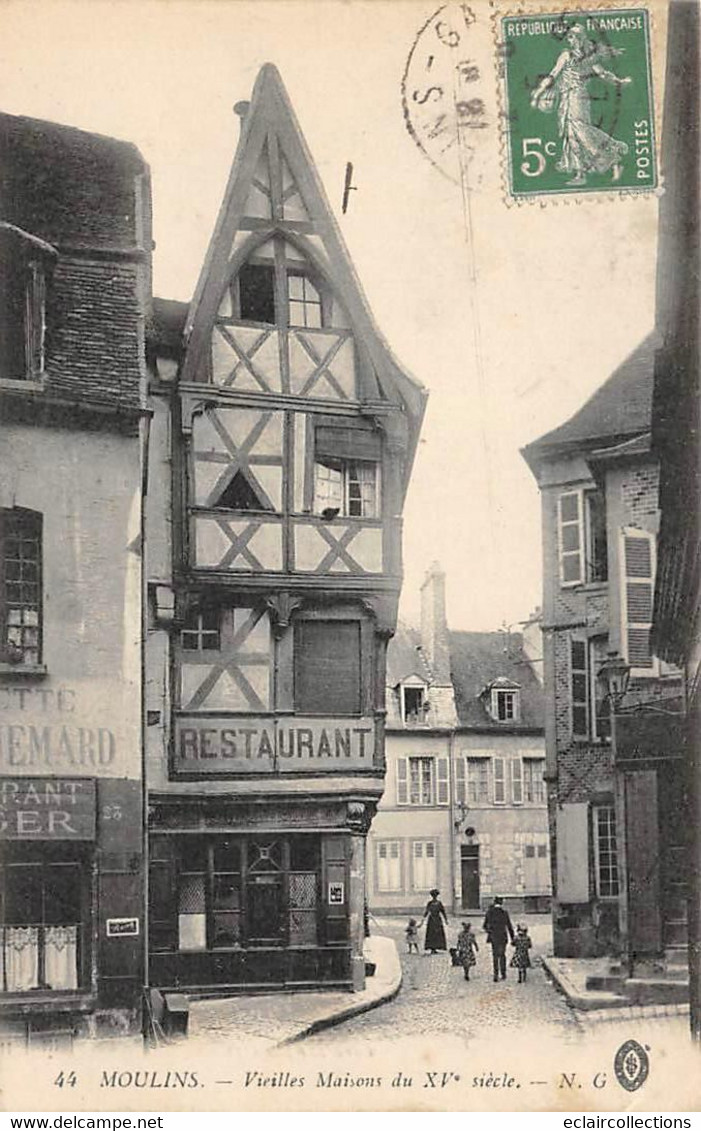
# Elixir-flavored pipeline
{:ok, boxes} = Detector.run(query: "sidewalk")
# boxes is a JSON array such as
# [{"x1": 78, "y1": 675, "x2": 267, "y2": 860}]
[
  {"x1": 188, "y1": 935, "x2": 401, "y2": 1049},
  {"x1": 541, "y1": 954, "x2": 690, "y2": 1023}
]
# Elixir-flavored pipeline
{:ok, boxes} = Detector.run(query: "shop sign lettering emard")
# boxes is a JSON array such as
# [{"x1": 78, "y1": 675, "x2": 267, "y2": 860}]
[{"x1": 0, "y1": 686, "x2": 117, "y2": 770}]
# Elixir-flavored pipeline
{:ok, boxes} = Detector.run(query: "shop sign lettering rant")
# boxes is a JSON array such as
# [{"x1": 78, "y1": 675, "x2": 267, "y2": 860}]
[{"x1": 0, "y1": 777, "x2": 97, "y2": 839}]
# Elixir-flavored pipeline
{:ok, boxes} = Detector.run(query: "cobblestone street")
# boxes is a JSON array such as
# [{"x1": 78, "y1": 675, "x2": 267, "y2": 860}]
[{"x1": 304, "y1": 915, "x2": 582, "y2": 1047}]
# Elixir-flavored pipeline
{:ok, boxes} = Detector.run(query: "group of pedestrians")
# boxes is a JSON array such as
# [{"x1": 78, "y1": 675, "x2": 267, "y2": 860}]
[{"x1": 406, "y1": 890, "x2": 533, "y2": 984}]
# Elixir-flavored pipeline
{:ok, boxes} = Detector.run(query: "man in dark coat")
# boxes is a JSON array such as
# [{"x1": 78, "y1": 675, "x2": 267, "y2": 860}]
[{"x1": 482, "y1": 896, "x2": 515, "y2": 982}]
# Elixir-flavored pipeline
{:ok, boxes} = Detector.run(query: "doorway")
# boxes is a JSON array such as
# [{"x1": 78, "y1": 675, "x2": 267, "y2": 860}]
[{"x1": 461, "y1": 845, "x2": 480, "y2": 910}]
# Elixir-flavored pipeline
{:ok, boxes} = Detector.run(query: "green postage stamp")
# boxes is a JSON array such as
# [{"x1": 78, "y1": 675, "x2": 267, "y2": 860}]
[{"x1": 500, "y1": 8, "x2": 656, "y2": 198}]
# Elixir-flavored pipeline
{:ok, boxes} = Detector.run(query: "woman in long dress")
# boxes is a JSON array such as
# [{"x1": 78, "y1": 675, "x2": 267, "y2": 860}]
[
  {"x1": 422, "y1": 888, "x2": 448, "y2": 954},
  {"x1": 530, "y1": 24, "x2": 632, "y2": 186}
]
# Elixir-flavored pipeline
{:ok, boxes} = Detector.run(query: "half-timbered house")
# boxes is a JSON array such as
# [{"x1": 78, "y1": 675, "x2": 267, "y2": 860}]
[{"x1": 146, "y1": 66, "x2": 425, "y2": 993}]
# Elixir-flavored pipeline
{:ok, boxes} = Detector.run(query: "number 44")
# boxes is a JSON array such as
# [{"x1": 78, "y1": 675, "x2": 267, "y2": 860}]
[
  {"x1": 54, "y1": 1071, "x2": 77, "y2": 1088},
  {"x1": 520, "y1": 137, "x2": 556, "y2": 177}
]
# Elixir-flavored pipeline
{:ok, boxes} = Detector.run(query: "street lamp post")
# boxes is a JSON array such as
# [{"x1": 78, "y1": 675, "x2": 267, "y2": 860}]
[{"x1": 598, "y1": 651, "x2": 631, "y2": 975}]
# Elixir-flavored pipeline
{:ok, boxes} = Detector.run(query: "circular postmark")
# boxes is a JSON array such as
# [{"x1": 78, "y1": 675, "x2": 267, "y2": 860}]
[
  {"x1": 401, "y1": 3, "x2": 491, "y2": 185},
  {"x1": 614, "y1": 1038, "x2": 650, "y2": 1092}
]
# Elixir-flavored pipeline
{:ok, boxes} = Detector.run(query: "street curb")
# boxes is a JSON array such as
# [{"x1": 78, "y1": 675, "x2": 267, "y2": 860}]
[
  {"x1": 277, "y1": 938, "x2": 403, "y2": 1046},
  {"x1": 540, "y1": 955, "x2": 629, "y2": 1012}
]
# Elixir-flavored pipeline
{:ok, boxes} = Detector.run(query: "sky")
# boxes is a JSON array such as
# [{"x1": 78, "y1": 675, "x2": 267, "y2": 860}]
[{"x1": 0, "y1": 0, "x2": 668, "y2": 633}]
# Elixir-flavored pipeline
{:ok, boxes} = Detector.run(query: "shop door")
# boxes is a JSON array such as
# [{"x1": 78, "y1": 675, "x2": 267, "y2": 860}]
[
  {"x1": 461, "y1": 846, "x2": 480, "y2": 909},
  {"x1": 246, "y1": 839, "x2": 284, "y2": 946}
]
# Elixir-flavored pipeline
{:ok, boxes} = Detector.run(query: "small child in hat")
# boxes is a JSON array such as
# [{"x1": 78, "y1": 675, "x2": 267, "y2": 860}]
[
  {"x1": 510, "y1": 923, "x2": 533, "y2": 983},
  {"x1": 405, "y1": 917, "x2": 420, "y2": 954},
  {"x1": 456, "y1": 920, "x2": 479, "y2": 981}
]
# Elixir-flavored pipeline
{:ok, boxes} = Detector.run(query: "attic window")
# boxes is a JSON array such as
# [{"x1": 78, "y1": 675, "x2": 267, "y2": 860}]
[
  {"x1": 402, "y1": 685, "x2": 427, "y2": 724},
  {"x1": 491, "y1": 687, "x2": 520, "y2": 722},
  {"x1": 232, "y1": 240, "x2": 328, "y2": 328},
  {"x1": 0, "y1": 255, "x2": 47, "y2": 385}
]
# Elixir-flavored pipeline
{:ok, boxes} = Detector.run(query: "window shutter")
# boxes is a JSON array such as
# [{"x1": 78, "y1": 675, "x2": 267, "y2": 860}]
[
  {"x1": 493, "y1": 757, "x2": 505, "y2": 803},
  {"x1": 437, "y1": 758, "x2": 449, "y2": 805},
  {"x1": 621, "y1": 528, "x2": 656, "y2": 671},
  {"x1": 558, "y1": 491, "x2": 584, "y2": 585},
  {"x1": 455, "y1": 757, "x2": 466, "y2": 806},
  {"x1": 570, "y1": 638, "x2": 589, "y2": 739},
  {"x1": 397, "y1": 758, "x2": 408, "y2": 805},
  {"x1": 510, "y1": 758, "x2": 523, "y2": 804},
  {"x1": 294, "y1": 621, "x2": 361, "y2": 714},
  {"x1": 315, "y1": 425, "x2": 381, "y2": 462}
]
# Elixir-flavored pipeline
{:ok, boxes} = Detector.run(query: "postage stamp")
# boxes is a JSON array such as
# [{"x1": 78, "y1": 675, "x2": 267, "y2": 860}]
[{"x1": 498, "y1": 8, "x2": 657, "y2": 198}]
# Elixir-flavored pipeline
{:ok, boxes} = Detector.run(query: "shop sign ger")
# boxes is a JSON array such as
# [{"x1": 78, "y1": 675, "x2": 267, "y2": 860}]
[
  {"x1": 175, "y1": 716, "x2": 375, "y2": 775},
  {"x1": 0, "y1": 777, "x2": 96, "y2": 839}
]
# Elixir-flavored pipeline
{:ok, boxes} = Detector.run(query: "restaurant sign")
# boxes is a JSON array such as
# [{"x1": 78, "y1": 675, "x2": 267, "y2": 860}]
[
  {"x1": 0, "y1": 777, "x2": 97, "y2": 839},
  {"x1": 174, "y1": 716, "x2": 375, "y2": 775}
]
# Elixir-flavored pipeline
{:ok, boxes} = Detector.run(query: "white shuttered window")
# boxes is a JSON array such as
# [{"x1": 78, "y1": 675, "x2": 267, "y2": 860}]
[
  {"x1": 412, "y1": 841, "x2": 437, "y2": 891},
  {"x1": 376, "y1": 841, "x2": 401, "y2": 892}
]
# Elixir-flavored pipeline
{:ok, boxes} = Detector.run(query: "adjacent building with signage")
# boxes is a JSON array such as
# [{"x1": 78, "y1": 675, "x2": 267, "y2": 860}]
[
  {"x1": 145, "y1": 66, "x2": 425, "y2": 992},
  {"x1": 367, "y1": 566, "x2": 549, "y2": 918},
  {"x1": 523, "y1": 343, "x2": 687, "y2": 975},
  {"x1": 0, "y1": 114, "x2": 150, "y2": 1039}
]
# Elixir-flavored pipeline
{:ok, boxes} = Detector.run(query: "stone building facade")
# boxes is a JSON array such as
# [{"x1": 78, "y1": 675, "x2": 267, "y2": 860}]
[
  {"x1": 367, "y1": 566, "x2": 549, "y2": 918},
  {"x1": 524, "y1": 341, "x2": 687, "y2": 964},
  {"x1": 0, "y1": 113, "x2": 150, "y2": 1040}
]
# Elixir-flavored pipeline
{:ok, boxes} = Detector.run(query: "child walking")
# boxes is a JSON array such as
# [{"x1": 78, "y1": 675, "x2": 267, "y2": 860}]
[
  {"x1": 405, "y1": 917, "x2": 420, "y2": 954},
  {"x1": 510, "y1": 923, "x2": 533, "y2": 983},
  {"x1": 456, "y1": 920, "x2": 479, "y2": 981}
]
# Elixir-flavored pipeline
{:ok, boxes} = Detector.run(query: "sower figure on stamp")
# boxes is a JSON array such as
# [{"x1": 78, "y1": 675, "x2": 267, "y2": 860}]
[
  {"x1": 483, "y1": 896, "x2": 515, "y2": 982},
  {"x1": 530, "y1": 24, "x2": 632, "y2": 187},
  {"x1": 421, "y1": 889, "x2": 448, "y2": 955}
]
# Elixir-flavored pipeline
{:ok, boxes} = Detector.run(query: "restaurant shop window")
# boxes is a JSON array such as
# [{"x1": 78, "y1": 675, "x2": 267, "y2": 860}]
[
  {"x1": 149, "y1": 835, "x2": 322, "y2": 952},
  {"x1": 1, "y1": 843, "x2": 88, "y2": 993}
]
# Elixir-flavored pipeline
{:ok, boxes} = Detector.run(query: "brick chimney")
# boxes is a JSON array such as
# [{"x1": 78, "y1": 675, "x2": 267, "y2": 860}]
[{"x1": 420, "y1": 562, "x2": 451, "y2": 685}]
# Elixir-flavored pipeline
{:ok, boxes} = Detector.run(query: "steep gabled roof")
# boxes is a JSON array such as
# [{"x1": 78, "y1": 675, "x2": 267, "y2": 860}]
[
  {"x1": 179, "y1": 64, "x2": 426, "y2": 442},
  {"x1": 449, "y1": 631, "x2": 544, "y2": 730},
  {"x1": 522, "y1": 332, "x2": 659, "y2": 472}
]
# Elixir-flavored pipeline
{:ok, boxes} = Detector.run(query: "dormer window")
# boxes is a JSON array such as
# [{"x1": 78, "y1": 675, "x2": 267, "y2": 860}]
[
  {"x1": 401, "y1": 684, "x2": 427, "y2": 725},
  {"x1": 487, "y1": 683, "x2": 521, "y2": 722}
]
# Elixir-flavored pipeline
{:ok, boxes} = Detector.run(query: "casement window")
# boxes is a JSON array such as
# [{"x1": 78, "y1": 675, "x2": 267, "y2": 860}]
[
  {"x1": 294, "y1": 620, "x2": 361, "y2": 715},
  {"x1": 0, "y1": 508, "x2": 42, "y2": 667},
  {"x1": 467, "y1": 758, "x2": 490, "y2": 803},
  {"x1": 510, "y1": 758, "x2": 523, "y2": 804},
  {"x1": 570, "y1": 636, "x2": 611, "y2": 741},
  {"x1": 231, "y1": 241, "x2": 328, "y2": 329},
  {"x1": 491, "y1": 688, "x2": 520, "y2": 722},
  {"x1": 396, "y1": 756, "x2": 449, "y2": 806},
  {"x1": 0, "y1": 252, "x2": 47, "y2": 384},
  {"x1": 558, "y1": 488, "x2": 608, "y2": 586},
  {"x1": 411, "y1": 840, "x2": 437, "y2": 891},
  {"x1": 493, "y1": 757, "x2": 506, "y2": 804},
  {"x1": 620, "y1": 527, "x2": 656, "y2": 673},
  {"x1": 1, "y1": 844, "x2": 87, "y2": 993},
  {"x1": 593, "y1": 805, "x2": 619, "y2": 898},
  {"x1": 401, "y1": 684, "x2": 427, "y2": 724},
  {"x1": 312, "y1": 423, "x2": 381, "y2": 519},
  {"x1": 376, "y1": 841, "x2": 401, "y2": 892},
  {"x1": 523, "y1": 758, "x2": 545, "y2": 803},
  {"x1": 181, "y1": 608, "x2": 221, "y2": 652},
  {"x1": 287, "y1": 272, "x2": 322, "y2": 328}
]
